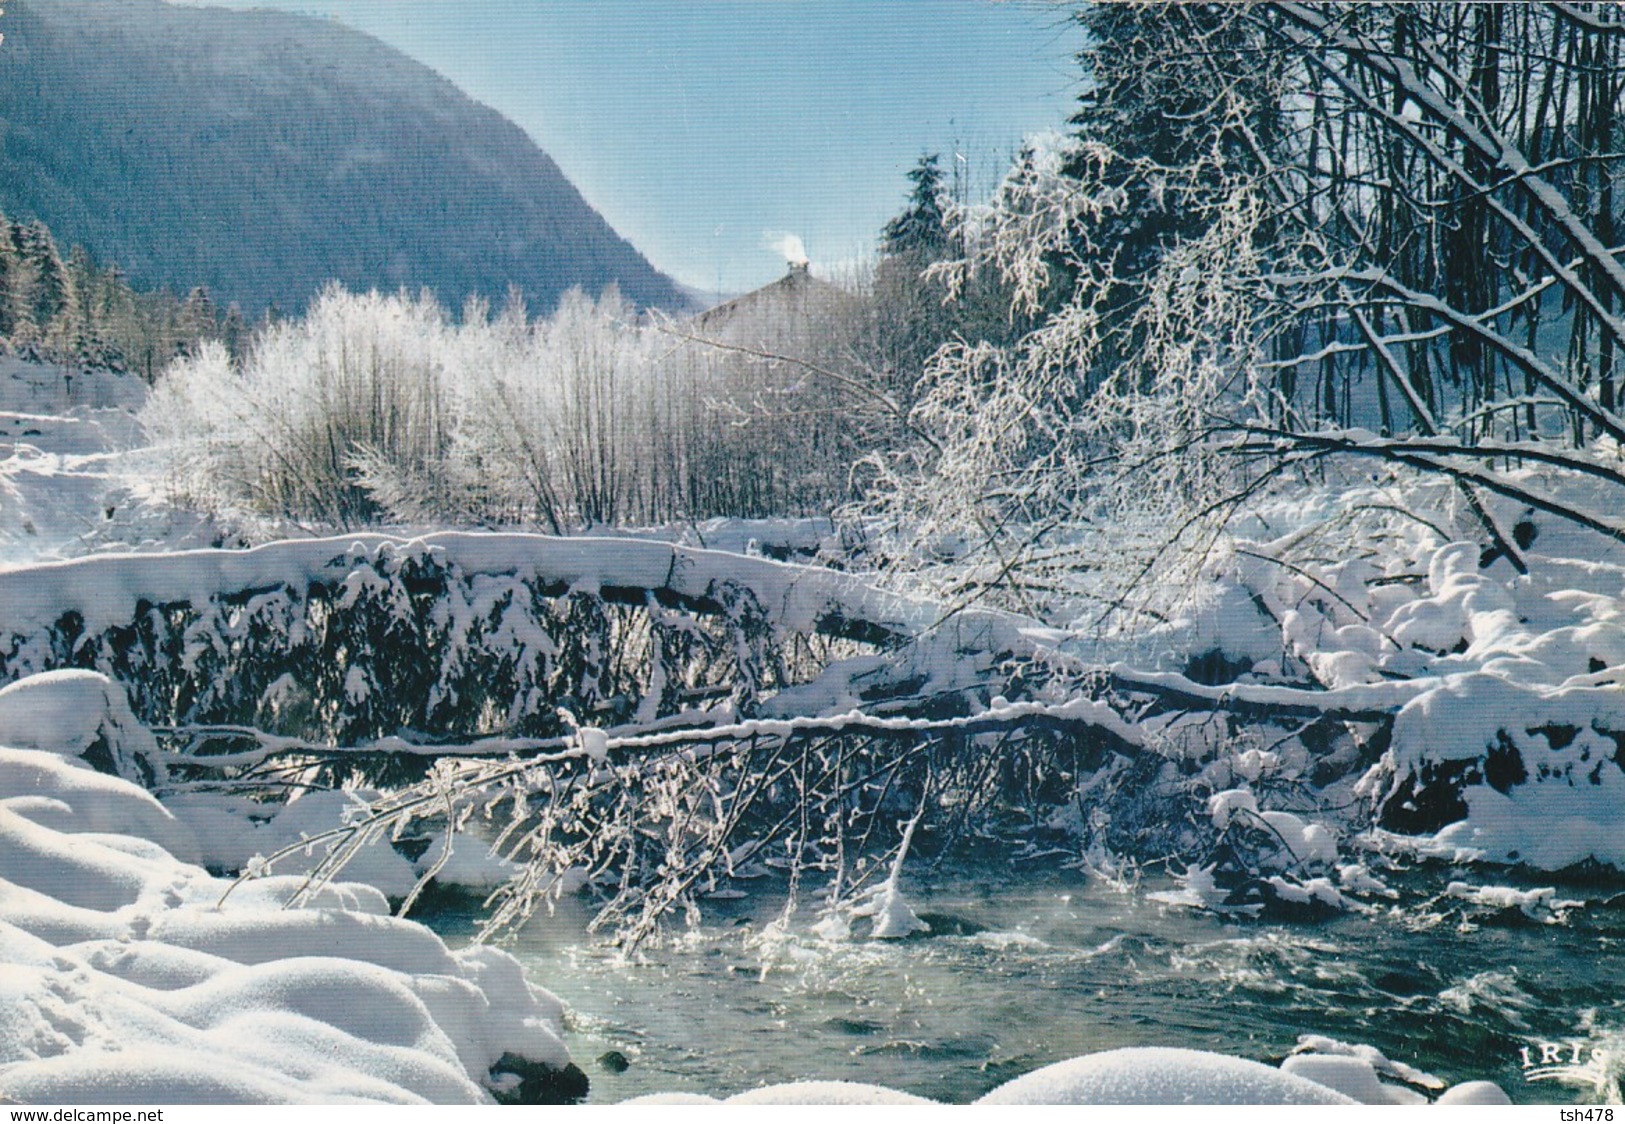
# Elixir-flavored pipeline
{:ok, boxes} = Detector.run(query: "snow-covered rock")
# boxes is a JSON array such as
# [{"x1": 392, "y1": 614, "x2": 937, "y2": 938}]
[
  {"x1": 724, "y1": 1081, "x2": 936, "y2": 1104},
  {"x1": 1375, "y1": 671, "x2": 1625, "y2": 869},
  {"x1": 1279, "y1": 1054, "x2": 1424, "y2": 1104},
  {"x1": 974, "y1": 1047, "x2": 1357, "y2": 1104},
  {"x1": 849, "y1": 878, "x2": 929, "y2": 940}
]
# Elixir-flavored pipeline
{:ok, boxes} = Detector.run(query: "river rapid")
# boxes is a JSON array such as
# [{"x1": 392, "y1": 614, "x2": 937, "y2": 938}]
[{"x1": 427, "y1": 866, "x2": 1625, "y2": 1104}]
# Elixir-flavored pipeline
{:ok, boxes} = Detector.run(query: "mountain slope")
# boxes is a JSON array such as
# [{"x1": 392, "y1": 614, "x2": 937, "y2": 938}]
[{"x1": 0, "y1": 0, "x2": 688, "y2": 313}]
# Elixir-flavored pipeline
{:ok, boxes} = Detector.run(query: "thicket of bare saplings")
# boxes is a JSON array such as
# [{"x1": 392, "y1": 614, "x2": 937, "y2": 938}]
[{"x1": 144, "y1": 280, "x2": 916, "y2": 531}]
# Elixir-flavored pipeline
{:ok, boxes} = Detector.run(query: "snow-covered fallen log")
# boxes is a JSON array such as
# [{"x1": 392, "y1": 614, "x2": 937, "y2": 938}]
[
  {"x1": 0, "y1": 530, "x2": 1050, "y2": 653},
  {"x1": 0, "y1": 532, "x2": 1063, "y2": 747}
]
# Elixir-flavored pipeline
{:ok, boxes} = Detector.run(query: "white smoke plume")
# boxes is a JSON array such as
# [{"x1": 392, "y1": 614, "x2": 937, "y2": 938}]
[{"x1": 763, "y1": 230, "x2": 809, "y2": 268}]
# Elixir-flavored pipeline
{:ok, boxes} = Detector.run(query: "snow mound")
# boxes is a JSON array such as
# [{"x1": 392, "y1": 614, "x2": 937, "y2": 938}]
[
  {"x1": 724, "y1": 1080, "x2": 936, "y2": 1104},
  {"x1": 1436, "y1": 1080, "x2": 1513, "y2": 1104},
  {"x1": 0, "y1": 745, "x2": 197, "y2": 864},
  {"x1": 0, "y1": 742, "x2": 574, "y2": 1104},
  {"x1": 618, "y1": 1092, "x2": 723, "y2": 1104},
  {"x1": 0, "y1": 670, "x2": 163, "y2": 786},
  {"x1": 974, "y1": 1047, "x2": 1357, "y2": 1105},
  {"x1": 1378, "y1": 672, "x2": 1625, "y2": 869}
]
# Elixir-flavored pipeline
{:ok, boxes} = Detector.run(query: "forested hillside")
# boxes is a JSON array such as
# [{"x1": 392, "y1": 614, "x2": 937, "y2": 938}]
[
  {"x1": 0, "y1": 0, "x2": 687, "y2": 315},
  {"x1": 0, "y1": 204, "x2": 235, "y2": 380}
]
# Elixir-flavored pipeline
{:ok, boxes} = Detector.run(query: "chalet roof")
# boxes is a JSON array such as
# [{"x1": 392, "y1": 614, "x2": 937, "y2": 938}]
[{"x1": 691, "y1": 262, "x2": 849, "y2": 337}]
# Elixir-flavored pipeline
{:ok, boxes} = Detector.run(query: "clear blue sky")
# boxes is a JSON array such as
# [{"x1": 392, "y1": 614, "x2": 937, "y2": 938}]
[{"x1": 177, "y1": 1, "x2": 1084, "y2": 295}]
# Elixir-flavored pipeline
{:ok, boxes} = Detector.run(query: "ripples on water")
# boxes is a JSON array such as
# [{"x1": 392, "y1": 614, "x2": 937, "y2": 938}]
[{"x1": 427, "y1": 870, "x2": 1625, "y2": 1104}]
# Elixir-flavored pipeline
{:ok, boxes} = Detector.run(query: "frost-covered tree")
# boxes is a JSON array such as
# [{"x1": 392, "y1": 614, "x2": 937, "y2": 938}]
[
  {"x1": 178, "y1": 285, "x2": 218, "y2": 353},
  {"x1": 147, "y1": 286, "x2": 454, "y2": 527},
  {"x1": 1064, "y1": 3, "x2": 1278, "y2": 359},
  {"x1": 858, "y1": 0, "x2": 1625, "y2": 623},
  {"x1": 148, "y1": 282, "x2": 863, "y2": 531}
]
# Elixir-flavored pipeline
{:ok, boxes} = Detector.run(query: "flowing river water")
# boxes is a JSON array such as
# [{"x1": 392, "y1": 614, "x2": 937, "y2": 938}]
[{"x1": 429, "y1": 868, "x2": 1625, "y2": 1104}]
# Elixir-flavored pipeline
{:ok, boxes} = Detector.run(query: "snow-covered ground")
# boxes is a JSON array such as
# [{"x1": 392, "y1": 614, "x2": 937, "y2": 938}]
[
  {"x1": 0, "y1": 359, "x2": 228, "y2": 566},
  {"x1": 0, "y1": 365, "x2": 582, "y2": 1104},
  {"x1": 0, "y1": 674, "x2": 1511, "y2": 1104}
]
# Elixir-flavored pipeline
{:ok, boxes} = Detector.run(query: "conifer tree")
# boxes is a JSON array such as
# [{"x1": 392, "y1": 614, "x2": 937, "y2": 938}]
[
  {"x1": 5, "y1": 220, "x2": 42, "y2": 348},
  {"x1": 881, "y1": 153, "x2": 949, "y2": 259},
  {"x1": 222, "y1": 301, "x2": 247, "y2": 361},
  {"x1": 0, "y1": 217, "x2": 17, "y2": 340},
  {"x1": 18, "y1": 220, "x2": 72, "y2": 333},
  {"x1": 180, "y1": 285, "x2": 218, "y2": 353}
]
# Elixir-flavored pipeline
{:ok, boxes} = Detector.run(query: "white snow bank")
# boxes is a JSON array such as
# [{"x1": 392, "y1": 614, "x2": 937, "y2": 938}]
[
  {"x1": 974, "y1": 1047, "x2": 1356, "y2": 1104},
  {"x1": 1170, "y1": 581, "x2": 1284, "y2": 665},
  {"x1": 1381, "y1": 671, "x2": 1625, "y2": 869},
  {"x1": 1147, "y1": 865, "x2": 1243, "y2": 912},
  {"x1": 0, "y1": 745, "x2": 196, "y2": 863},
  {"x1": 0, "y1": 742, "x2": 572, "y2": 1104}
]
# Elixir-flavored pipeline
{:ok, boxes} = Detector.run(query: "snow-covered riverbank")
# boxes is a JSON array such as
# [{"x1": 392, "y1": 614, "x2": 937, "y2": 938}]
[
  {"x1": 0, "y1": 672, "x2": 579, "y2": 1104},
  {"x1": 0, "y1": 357, "x2": 1590, "y2": 1105},
  {"x1": 0, "y1": 366, "x2": 591, "y2": 1102}
]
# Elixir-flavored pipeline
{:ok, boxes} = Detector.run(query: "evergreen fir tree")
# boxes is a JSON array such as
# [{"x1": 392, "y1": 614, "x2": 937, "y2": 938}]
[
  {"x1": 18, "y1": 220, "x2": 71, "y2": 332},
  {"x1": 881, "y1": 153, "x2": 949, "y2": 259},
  {"x1": 5, "y1": 220, "x2": 42, "y2": 347},
  {"x1": 179, "y1": 285, "x2": 218, "y2": 355},
  {"x1": 1063, "y1": 2, "x2": 1278, "y2": 357},
  {"x1": 222, "y1": 301, "x2": 247, "y2": 362}
]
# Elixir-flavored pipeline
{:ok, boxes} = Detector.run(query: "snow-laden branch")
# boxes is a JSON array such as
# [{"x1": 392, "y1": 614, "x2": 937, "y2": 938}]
[
  {"x1": 1266, "y1": 266, "x2": 1625, "y2": 444},
  {"x1": 1266, "y1": 1, "x2": 1625, "y2": 354}
]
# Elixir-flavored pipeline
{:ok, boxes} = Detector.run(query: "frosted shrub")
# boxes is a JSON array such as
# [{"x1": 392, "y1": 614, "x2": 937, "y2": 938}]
[
  {"x1": 444, "y1": 289, "x2": 666, "y2": 530},
  {"x1": 854, "y1": 129, "x2": 1272, "y2": 631},
  {"x1": 146, "y1": 286, "x2": 454, "y2": 528}
]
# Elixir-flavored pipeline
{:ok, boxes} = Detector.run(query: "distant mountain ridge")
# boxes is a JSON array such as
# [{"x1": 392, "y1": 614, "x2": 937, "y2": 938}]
[{"x1": 0, "y1": 0, "x2": 689, "y2": 314}]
